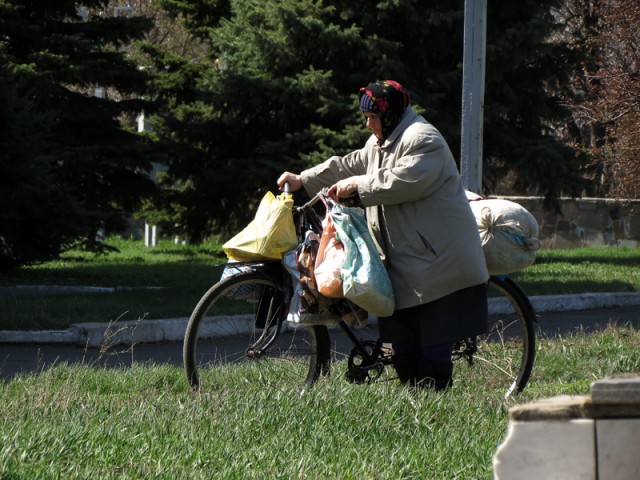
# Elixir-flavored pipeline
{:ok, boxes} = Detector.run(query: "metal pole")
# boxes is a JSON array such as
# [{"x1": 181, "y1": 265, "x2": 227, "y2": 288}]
[{"x1": 460, "y1": 0, "x2": 487, "y2": 194}]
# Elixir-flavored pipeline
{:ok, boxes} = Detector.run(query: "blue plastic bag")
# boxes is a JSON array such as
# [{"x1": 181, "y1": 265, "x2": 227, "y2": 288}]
[{"x1": 330, "y1": 204, "x2": 395, "y2": 317}]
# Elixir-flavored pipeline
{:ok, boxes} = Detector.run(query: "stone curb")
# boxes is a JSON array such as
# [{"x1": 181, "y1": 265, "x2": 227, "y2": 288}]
[
  {"x1": 530, "y1": 292, "x2": 640, "y2": 312},
  {"x1": 1, "y1": 292, "x2": 639, "y2": 348}
]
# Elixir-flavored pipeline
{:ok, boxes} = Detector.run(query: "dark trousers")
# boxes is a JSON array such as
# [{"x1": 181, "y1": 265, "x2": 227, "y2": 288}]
[
  {"x1": 392, "y1": 341, "x2": 453, "y2": 390},
  {"x1": 379, "y1": 283, "x2": 489, "y2": 390}
]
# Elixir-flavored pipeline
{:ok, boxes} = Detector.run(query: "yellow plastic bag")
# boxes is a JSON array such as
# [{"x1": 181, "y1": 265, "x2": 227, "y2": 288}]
[{"x1": 223, "y1": 192, "x2": 297, "y2": 261}]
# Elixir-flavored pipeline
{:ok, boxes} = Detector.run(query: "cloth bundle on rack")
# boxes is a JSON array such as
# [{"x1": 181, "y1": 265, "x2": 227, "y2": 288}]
[{"x1": 466, "y1": 191, "x2": 540, "y2": 275}]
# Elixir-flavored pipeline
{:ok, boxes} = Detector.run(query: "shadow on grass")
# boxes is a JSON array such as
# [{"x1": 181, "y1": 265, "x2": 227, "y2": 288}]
[{"x1": 0, "y1": 261, "x2": 229, "y2": 330}]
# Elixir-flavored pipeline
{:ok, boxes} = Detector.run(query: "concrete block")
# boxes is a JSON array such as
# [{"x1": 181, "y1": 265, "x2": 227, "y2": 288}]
[
  {"x1": 616, "y1": 239, "x2": 638, "y2": 248},
  {"x1": 596, "y1": 419, "x2": 640, "y2": 479},
  {"x1": 553, "y1": 232, "x2": 585, "y2": 248},
  {"x1": 591, "y1": 375, "x2": 640, "y2": 405},
  {"x1": 493, "y1": 419, "x2": 595, "y2": 480}
]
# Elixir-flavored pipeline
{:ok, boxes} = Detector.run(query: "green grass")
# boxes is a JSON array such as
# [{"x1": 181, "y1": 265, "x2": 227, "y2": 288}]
[
  {"x1": 510, "y1": 246, "x2": 640, "y2": 295},
  {"x1": 2, "y1": 323, "x2": 639, "y2": 479},
  {"x1": 0, "y1": 237, "x2": 229, "y2": 330},
  {"x1": 1, "y1": 238, "x2": 639, "y2": 331}
]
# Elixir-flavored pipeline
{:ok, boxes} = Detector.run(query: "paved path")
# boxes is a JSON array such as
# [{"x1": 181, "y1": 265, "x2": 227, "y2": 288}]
[{"x1": 1, "y1": 305, "x2": 638, "y2": 381}]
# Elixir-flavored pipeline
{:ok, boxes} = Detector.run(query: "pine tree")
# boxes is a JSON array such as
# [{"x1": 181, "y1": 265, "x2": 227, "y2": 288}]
[
  {"x1": 0, "y1": 0, "x2": 155, "y2": 268},
  {"x1": 144, "y1": 0, "x2": 462, "y2": 240},
  {"x1": 0, "y1": 68, "x2": 85, "y2": 269},
  {"x1": 146, "y1": 0, "x2": 588, "y2": 241}
]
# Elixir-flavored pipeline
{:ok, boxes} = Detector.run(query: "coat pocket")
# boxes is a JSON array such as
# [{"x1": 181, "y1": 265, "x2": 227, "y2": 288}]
[{"x1": 416, "y1": 231, "x2": 438, "y2": 257}]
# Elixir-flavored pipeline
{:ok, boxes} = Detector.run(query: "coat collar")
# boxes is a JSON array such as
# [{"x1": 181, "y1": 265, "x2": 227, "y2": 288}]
[{"x1": 380, "y1": 107, "x2": 418, "y2": 149}]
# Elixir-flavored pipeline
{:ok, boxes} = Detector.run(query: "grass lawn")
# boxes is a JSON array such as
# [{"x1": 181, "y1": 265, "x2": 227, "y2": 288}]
[
  {"x1": 1, "y1": 323, "x2": 639, "y2": 479},
  {"x1": 2, "y1": 238, "x2": 639, "y2": 478},
  {"x1": 1, "y1": 238, "x2": 639, "y2": 330}
]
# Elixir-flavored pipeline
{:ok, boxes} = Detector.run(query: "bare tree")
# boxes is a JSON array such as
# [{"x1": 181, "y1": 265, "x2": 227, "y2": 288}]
[{"x1": 561, "y1": 0, "x2": 640, "y2": 197}]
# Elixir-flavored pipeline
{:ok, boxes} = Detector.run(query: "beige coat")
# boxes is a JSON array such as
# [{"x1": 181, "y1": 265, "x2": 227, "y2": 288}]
[{"x1": 301, "y1": 107, "x2": 489, "y2": 310}]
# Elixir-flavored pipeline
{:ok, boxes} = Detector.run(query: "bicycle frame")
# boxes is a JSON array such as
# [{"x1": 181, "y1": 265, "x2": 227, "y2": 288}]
[
  {"x1": 233, "y1": 258, "x2": 382, "y2": 375},
  {"x1": 202, "y1": 186, "x2": 536, "y2": 394}
]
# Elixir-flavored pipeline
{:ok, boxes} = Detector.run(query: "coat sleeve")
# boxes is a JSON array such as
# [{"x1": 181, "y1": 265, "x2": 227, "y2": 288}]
[
  {"x1": 357, "y1": 125, "x2": 457, "y2": 207},
  {"x1": 300, "y1": 143, "x2": 371, "y2": 197}
]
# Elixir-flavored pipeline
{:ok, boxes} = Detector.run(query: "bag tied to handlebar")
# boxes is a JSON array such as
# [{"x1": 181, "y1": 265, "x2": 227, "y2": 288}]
[{"x1": 223, "y1": 191, "x2": 297, "y2": 261}]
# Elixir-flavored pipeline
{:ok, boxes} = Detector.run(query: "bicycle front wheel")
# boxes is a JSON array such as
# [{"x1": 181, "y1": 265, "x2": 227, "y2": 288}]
[
  {"x1": 453, "y1": 275, "x2": 536, "y2": 398},
  {"x1": 183, "y1": 270, "x2": 331, "y2": 392}
]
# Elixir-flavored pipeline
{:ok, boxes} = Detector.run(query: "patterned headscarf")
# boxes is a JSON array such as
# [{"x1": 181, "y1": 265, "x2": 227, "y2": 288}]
[{"x1": 359, "y1": 80, "x2": 411, "y2": 140}]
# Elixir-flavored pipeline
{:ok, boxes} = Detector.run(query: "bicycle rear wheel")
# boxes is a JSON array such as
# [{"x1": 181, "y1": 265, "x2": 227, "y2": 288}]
[
  {"x1": 183, "y1": 269, "x2": 331, "y2": 392},
  {"x1": 453, "y1": 275, "x2": 536, "y2": 398}
]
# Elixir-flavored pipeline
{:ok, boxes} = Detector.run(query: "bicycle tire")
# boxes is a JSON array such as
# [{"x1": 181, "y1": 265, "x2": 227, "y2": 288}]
[
  {"x1": 453, "y1": 275, "x2": 536, "y2": 397},
  {"x1": 183, "y1": 269, "x2": 331, "y2": 392}
]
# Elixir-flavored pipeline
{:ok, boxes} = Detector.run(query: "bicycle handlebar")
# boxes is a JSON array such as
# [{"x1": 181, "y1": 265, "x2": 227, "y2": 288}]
[
  {"x1": 282, "y1": 179, "x2": 336, "y2": 212},
  {"x1": 294, "y1": 188, "x2": 337, "y2": 212}
]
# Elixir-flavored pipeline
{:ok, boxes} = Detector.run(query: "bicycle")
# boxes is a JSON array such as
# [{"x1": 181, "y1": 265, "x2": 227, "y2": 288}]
[{"x1": 183, "y1": 189, "x2": 536, "y2": 398}]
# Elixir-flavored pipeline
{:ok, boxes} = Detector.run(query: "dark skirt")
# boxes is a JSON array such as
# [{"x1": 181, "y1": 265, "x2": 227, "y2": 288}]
[{"x1": 378, "y1": 283, "x2": 489, "y2": 347}]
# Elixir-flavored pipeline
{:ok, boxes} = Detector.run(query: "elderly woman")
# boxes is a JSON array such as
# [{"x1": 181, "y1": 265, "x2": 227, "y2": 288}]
[{"x1": 278, "y1": 80, "x2": 488, "y2": 390}]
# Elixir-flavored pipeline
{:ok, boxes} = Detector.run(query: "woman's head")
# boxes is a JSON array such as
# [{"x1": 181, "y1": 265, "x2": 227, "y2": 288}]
[{"x1": 359, "y1": 80, "x2": 411, "y2": 141}]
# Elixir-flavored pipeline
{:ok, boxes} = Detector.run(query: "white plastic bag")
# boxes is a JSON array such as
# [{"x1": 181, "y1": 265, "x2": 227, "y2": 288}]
[
  {"x1": 467, "y1": 193, "x2": 541, "y2": 275},
  {"x1": 282, "y1": 248, "x2": 341, "y2": 326}
]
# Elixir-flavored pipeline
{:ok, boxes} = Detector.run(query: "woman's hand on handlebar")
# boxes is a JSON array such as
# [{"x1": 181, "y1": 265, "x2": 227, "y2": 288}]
[{"x1": 277, "y1": 172, "x2": 302, "y2": 192}]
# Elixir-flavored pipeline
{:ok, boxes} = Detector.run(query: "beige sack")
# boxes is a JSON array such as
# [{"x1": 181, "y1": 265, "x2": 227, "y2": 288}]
[{"x1": 467, "y1": 193, "x2": 541, "y2": 275}]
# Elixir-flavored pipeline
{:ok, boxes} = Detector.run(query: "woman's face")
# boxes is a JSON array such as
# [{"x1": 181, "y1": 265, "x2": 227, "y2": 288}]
[{"x1": 364, "y1": 112, "x2": 383, "y2": 140}]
